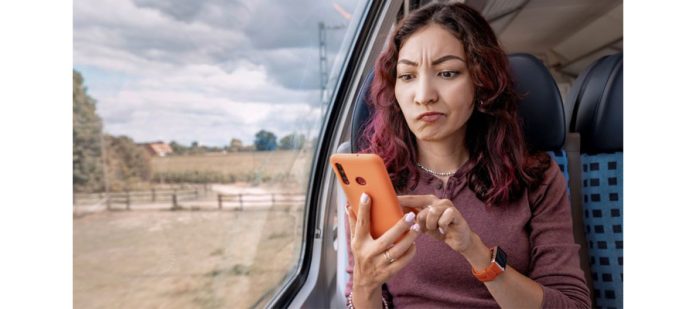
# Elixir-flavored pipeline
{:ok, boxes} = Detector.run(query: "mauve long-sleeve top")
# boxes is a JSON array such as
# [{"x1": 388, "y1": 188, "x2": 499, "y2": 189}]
[{"x1": 344, "y1": 159, "x2": 591, "y2": 308}]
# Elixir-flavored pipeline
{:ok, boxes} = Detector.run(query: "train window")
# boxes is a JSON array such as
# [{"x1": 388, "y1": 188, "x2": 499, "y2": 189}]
[{"x1": 73, "y1": 0, "x2": 368, "y2": 307}]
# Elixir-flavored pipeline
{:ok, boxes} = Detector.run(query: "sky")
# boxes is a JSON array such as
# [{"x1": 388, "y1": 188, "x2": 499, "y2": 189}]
[{"x1": 74, "y1": 0, "x2": 364, "y2": 146}]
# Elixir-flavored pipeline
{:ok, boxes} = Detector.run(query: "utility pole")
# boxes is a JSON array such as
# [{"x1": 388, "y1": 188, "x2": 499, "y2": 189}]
[
  {"x1": 319, "y1": 22, "x2": 328, "y2": 112},
  {"x1": 318, "y1": 21, "x2": 346, "y2": 116}
]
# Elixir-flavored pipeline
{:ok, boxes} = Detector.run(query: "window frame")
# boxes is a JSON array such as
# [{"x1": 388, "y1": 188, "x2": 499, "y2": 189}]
[{"x1": 267, "y1": 0, "x2": 405, "y2": 307}]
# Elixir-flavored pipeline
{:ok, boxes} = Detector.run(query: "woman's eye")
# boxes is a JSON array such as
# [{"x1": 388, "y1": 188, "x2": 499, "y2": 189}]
[
  {"x1": 439, "y1": 71, "x2": 459, "y2": 79},
  {"x1": 398, "y1": 74, "x2": 414, "y2": 81}
]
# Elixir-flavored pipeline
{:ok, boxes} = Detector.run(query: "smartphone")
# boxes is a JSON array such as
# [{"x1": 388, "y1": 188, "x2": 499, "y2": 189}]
[{"x1": 330, "y1": 153, "x2": 405, "y2": 239}]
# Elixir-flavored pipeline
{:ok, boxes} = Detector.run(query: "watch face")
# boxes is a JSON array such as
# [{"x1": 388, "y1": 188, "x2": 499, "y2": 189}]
[{"x1": 494, "y1": 247, "x2": 507, "y2": 269}]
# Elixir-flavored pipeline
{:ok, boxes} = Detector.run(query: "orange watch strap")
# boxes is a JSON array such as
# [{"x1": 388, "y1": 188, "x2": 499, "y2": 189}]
[{"x1": 472, "y1": 247, "x2": 505, "y2": 282}]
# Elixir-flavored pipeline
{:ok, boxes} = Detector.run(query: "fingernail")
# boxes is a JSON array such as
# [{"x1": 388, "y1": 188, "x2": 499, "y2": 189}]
[
  {"x1": 439, "y1": 227, "x2": 446, "y2": 235},
  {"x1": 345, "y1": 205, "x2": 350, "y2": 215},
  {"x1": 410, "y1": 223, "x2": 421, "y2": 233},
  {"x1": 404, "y1": 212, "x2": 415, "y2": 224},
  {"x1": 428, "y1": 205, "x2": 436, "y2": 213},
  {"x1": 360, "y1": 193, "x2": 369, "y2": 204}
]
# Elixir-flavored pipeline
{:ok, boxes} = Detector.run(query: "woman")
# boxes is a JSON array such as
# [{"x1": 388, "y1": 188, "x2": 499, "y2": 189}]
[{"x1": 344, "y1": 2, "x2": 591, "y2": 308}]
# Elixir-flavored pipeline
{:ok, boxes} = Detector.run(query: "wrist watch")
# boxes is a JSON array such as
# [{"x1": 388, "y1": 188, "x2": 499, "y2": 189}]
[{"x1": 472, "y1": 246, "x2": 507, "y2": 282}]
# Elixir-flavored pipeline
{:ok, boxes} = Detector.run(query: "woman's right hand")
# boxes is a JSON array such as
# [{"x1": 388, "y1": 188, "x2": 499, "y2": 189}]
[{"x1": 347, "y1": 192, "x2": 421, "y2": 303}]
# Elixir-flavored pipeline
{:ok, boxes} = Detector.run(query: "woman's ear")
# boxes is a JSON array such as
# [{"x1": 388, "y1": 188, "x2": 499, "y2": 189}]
[{"x1": 477, "y1": 101, "x2": 486, "y2": 112}]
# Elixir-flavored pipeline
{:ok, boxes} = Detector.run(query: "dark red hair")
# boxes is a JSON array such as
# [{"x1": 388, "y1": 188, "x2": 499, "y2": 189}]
[{"x1": 359, "y1": 2, "x2": 550, "y2": 205}]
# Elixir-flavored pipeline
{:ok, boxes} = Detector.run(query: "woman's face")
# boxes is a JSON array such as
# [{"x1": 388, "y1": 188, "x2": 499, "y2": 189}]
[{"x1": 394, "y1": 23, "x2": 475, "y2": 143}]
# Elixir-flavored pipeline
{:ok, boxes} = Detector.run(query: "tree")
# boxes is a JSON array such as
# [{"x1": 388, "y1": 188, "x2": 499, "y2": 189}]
[
  {"x1": 169, "y1": 141, "x2": 188, "y2": 155},
  {"x1": 229, "y1": 138, "x2": 243, "y2": 152},
  {"x1": 254, "y1": 130, "x2": 277, "y2": 151},
  {"x1": 104, "y1": 135, "x2": 152, "y2": 191},
  {"x1": 188, "y1": 141, "x2": 205, "y2": 155},
  {"x1": 279, "y1": 133, "x2": 306, "y2": 150},
  {"x1": 73, "y1": 70, "x2": 104, "y2": 193}
]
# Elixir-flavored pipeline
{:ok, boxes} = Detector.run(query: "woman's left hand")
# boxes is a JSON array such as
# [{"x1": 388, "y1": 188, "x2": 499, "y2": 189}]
[{"x1": 398, "y1": 195, "x2": 475, "y2": 255}]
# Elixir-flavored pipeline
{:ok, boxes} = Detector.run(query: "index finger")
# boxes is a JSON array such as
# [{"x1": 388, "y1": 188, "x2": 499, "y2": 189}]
[{"x1": 397, "y1": 195, "x2": 438, "y2": 209}]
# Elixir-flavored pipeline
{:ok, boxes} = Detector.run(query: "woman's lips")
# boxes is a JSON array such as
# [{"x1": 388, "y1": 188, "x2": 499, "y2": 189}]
[{"x1": 418, "y1": 112, "x2": 445, "y2": 123}]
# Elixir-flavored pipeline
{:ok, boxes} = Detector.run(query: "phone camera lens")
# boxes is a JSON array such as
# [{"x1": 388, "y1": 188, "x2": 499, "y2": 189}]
[
  {"x1": 335, "y1": 163, "x2": 350, "y2": 185},
  {"x1": 355, "y1": 177, "x2": 366, "y2": 186}
]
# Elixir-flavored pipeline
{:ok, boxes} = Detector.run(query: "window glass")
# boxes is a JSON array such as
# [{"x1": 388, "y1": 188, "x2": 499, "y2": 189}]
[{"x1": 73, "y1": 0, "x2": 367, "y2": 307}]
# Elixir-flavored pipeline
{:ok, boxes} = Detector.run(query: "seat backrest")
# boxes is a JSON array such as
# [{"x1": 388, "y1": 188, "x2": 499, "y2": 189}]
[
  {"x1": 570, "y1": 53, "x2": 623, "y2": 309},
  {"x1": 506, "y1": 53, "x2": 571, "y2": 193}
]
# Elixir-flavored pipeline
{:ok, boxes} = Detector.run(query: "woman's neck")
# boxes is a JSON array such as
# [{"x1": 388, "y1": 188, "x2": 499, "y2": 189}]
[{"x1": 415, "y1": 133, "x2": 469, "y2": 175}]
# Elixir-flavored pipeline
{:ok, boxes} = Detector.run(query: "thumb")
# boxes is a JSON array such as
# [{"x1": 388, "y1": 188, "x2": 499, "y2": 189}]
[{"x1": 355, "y1": 192, "x2": 372, "y2": 240}]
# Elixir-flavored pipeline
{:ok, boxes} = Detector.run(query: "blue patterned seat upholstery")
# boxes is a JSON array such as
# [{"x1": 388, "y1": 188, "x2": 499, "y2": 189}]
[
  {"x1": 549, "y1": 149, "x2": 570, "y2": 188},
  {"x1": 582, "y1": 154, "x2": 623, "y2": 308},
  {"x1": 567, "y1": 53, "x2": 623, "y2": 309}
]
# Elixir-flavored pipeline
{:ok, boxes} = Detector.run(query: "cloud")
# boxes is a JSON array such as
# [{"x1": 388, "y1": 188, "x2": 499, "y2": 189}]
[
  {"x1": 74, "y1": 0, "x2": 361, "y2": 146},
  {"x1": 100, "y1": 90, "x2": 322, "y2": 146},
  {"x1": 74, "y1": 0, "x2": 249, "y2": 67},
  {"x1": 132, "y1": 0, "x2": 253, "y2": 28},
  {"x1": 131, "y1": 0, "x2": 353, "y2": 49},
  {"x1": 89, "y1": 63, "x2": 322, "y2": 145}
]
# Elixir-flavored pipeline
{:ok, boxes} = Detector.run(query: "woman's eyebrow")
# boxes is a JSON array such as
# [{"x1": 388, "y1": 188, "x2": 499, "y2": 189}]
[
  {"x1": 397, "y1": 59, "x2": 418, "y2": 66},
  {"x1": 432, "y1": 55, "x2": 466, "y2": 65},
  {"x1": 397, "y1": 55, "x2": 466, "y2": 66}
]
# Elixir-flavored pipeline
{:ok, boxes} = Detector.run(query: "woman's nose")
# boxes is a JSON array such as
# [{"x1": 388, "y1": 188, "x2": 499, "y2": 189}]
[{"x1": 414, "y1": 77, "x2": 438, "y2": 105}]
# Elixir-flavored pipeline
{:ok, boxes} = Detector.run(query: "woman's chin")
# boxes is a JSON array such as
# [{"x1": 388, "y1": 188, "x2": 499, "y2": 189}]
[{"x1": 414, "y1": 133, "x2": 441, "y2": 142}]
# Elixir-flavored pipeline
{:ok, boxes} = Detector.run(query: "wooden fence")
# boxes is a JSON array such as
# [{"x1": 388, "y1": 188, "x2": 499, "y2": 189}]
[
  {"x1": 217, "y1": 193, "x2": 305, "y2": 210},
  {"x1": 106, "y1": 189, "x2": 201, "y2": 210},
  {"x1": 74, "y1": 185, "x2": 208, "y2": 210},
  {"x1": 74, "y1": 188, "x2": 305, "y2": 212}
]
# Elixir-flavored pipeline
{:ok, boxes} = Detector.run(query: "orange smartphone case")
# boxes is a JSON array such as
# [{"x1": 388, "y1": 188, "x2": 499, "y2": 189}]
[{"x1": 330, "y1": 153, "x2": 404, "y2": 239}]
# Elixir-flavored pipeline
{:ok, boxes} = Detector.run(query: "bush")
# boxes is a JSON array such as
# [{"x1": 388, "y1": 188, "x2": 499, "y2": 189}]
[
  {"x1": 152, "y1": 171, "x2": 237, "y2": 184},
  {"x1": 104, "y1": 135, "x2": 152, "y2": 191}
]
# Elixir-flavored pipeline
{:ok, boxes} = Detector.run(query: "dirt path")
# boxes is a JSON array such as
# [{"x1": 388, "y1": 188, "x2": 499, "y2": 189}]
[{"x1": 74, "y1": 207, "x2": 304, "y2": 308}]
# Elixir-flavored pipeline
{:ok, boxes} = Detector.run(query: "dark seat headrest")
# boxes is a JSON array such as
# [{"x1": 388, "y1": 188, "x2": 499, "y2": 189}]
[
  {"x1": 351, "y1": 53, "x2": 566, "y2": 152},
  {"x1": 564, "y1": 58, "x2": 602, "y2": 133},
  {"x1": 569, "y1": 53, "x2": 623, "y2": 153},
  {"x1": 351, "y1": 70, "x2": 375, "y2": 153},
  {"x1": 508, "y1": 53, "x2": 566, "y2": 150}
]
